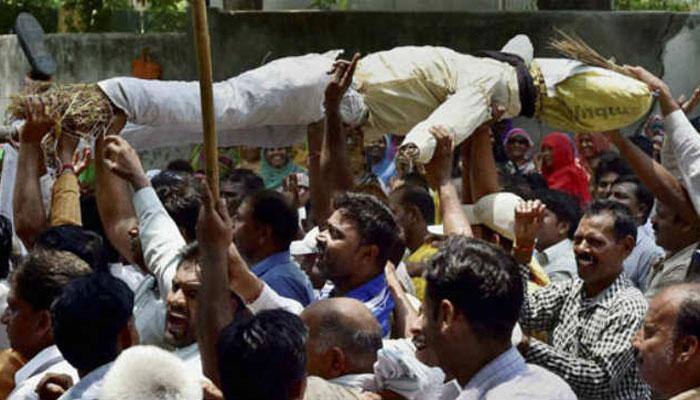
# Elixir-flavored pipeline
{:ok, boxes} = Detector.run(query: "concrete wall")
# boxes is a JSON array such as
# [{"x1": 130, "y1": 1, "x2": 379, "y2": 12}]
[{"x1": 0, "y1": 32, "x2": 194, "y2": 113}]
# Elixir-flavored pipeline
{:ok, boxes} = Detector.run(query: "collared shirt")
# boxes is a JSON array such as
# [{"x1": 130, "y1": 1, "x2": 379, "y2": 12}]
[
  {"x1": 320, "y1": 273, "x2": 395, "y2": 337},
  {"x1": 623, "y1": 226, "x2": 664, "y2": 291},
  {"x1": 251, "y1": 251, "x2": 315, "y2": 307},
  {"x1": 519, "y1": 271, "x2": 650, "y2": 400},
  {"x1": 8, "y1": 346, "x2": 78, "y2": 400},
  {"x1": 58, "y1": 362, "x2": 112, "y2": 400},
  {"x1": 646, "y1": 242, "x2": 699, "y2": 300},
  {"x1": 535, "y1": 239, "x2": 578, "y2": 282},
  {"x1": 458, "y1": 347, "x2": 576, "y2": 400}
]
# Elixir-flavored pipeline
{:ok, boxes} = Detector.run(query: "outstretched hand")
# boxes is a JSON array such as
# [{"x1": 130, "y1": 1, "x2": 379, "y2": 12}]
[
  {"x1": 425, "y1": 125, "x2": 455, "y2": 188},
  {"x1": 514, "y1": 199, "x2": 546, "y2": 249},
  {"x1": 101, "y1": 135, "x2": 149, "y2": 190},
  {"x1": 20, "y1": 97, "x2": 56, "y2": 144},
  {"x1": 324, "y1": 53, "x2": 360, "y2": 111}
]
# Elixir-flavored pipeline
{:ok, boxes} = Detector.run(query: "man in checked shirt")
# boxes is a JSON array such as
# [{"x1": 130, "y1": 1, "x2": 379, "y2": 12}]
[{"x1": 513, "y1": 198, "x2": 651, "y2": 400}]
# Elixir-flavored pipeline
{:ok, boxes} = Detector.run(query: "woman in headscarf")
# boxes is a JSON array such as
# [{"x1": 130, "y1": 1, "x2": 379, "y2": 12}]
[
  {"x1": 575, "y1": 132, "x2": 610, "y2": 177},
  {"x1": 539, "y1": 132, "x2": 591, "y2": 206},
  {"x1": 502, "y1": 128, "x2": 536, "y2": 175},
  {"x1": 260, "y1": 147, "x2": 305, "y2": 190},
  {"x1": 366, "y1": 134, "x2": 398, "y2": 189}
]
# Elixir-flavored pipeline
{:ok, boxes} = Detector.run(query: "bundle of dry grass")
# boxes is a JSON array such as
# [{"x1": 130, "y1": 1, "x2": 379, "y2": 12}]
[
  {"x1": 7, "y1": 83, "x2": 114, "y2": 139},
  {"x1": 549, "y1": 29, "x2": 635, "y2": 79}
]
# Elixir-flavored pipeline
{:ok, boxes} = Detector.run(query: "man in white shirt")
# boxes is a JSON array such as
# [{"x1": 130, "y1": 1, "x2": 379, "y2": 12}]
[
  {"x1": 5, "y1": 249, "x2": 90, "y2": 400},
  {"x1": 532, "y1": 189, "x2": 581, "y2": 282}
]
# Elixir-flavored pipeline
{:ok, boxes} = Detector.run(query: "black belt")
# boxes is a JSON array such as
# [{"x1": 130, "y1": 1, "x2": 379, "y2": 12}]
[{"x1": 477, "y1": 50, "x2": 537, "y2": 119}]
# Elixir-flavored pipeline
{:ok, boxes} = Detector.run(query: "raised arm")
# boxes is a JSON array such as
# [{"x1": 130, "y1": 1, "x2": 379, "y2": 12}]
[
  {"x1": 196, "y1": 181, "x2": 237, "y2": 386},
  {"x1": 49, "y1": 133, "x2": 83, "y2": 227},
  {"x1": 13, "y1": 99, "x2": 51, "y2": 247},
  {"x1": 512, "y1": 200, "x2": 546, "y2": 265},
  {"x1": 425, "y1": 126, "x2": 472, "y2": 237},
  {"x1": 306, "y1": 121, "x2": 330, "y2": 226},
  {"x1": 95, "y1": 112, "x2": 142, "y2": 263},
  {"x1": 607, "y1": 129, "x2": 697, "y2": 224},
  {"x1": 320, "y1": 54, "x2": 360, "y2": 205}
]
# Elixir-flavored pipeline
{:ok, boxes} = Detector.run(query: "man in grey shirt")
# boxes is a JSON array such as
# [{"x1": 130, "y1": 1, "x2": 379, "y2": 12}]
[{"x1": 608, "y1": 175, "x2": 664, "y2": 291}]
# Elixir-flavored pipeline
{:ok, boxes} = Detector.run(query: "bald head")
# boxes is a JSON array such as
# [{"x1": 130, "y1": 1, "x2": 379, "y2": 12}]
[
  {"x1": 660, "y1": 283, "x2": 700, "y2": 339},
  {"x1": 301, "y1": 298, "x2": 382, "y2": 376},
  {"x1": 634, "y1": 283, "x2": 700, "y2": 397}
]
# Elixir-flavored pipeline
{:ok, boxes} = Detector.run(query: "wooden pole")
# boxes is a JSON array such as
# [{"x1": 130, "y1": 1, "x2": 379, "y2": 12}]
[{"x1": 192, "y1": 0, "x2": 219, "y2": 200}]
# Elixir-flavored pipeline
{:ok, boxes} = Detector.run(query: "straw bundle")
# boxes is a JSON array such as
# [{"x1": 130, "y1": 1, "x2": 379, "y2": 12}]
[
  {"x1": 7, "y1": 83, "x2": 114, "y2": 139},
  {"x1": 549, "y1": 29, "x2": 634, "y2": 79}
]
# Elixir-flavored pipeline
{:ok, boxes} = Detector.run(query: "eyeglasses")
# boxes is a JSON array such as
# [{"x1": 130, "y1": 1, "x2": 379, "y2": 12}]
[{"x1": 508, "y1": 137, "x2": 530, "y2": 146}]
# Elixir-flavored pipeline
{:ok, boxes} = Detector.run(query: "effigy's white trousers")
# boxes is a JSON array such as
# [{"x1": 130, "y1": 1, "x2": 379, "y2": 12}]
[{"x1": 98, "y1": 51, "x2": 342, "y2": 150}]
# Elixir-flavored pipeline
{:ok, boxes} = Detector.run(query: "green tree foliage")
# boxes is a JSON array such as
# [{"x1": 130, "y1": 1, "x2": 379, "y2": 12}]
[
  {"x1": 0, "y1": 0, "x2": 187, "y2": 33},
  {"x1": 615, "y1": 0, "x2": 699, "y2": 10}
]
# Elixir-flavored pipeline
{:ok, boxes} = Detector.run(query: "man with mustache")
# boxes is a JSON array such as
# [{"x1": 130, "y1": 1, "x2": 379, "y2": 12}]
[{"x1": 515, "y1": 199, "x2": 650, "y2": 400}]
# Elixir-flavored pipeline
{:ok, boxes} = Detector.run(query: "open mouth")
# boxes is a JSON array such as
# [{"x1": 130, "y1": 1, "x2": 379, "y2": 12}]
[
  {"x1": 166, "y1": 311, "x2": 189, "y2": 330},
  {"x1": 576, "y1": 252, "x2": 596, "y2": 268}
]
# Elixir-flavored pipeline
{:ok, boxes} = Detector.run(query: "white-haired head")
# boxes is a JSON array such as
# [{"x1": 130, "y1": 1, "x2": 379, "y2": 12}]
[
  {"x1": 339, "y1": 87, "x2": 369, "y2": 127},
  {"x1": 100, "y1": 345, "x2": 202, "y2": 400}
]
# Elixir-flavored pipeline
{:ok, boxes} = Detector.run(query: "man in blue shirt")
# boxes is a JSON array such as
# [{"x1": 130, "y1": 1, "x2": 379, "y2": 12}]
[
  {"x1": 233, "y1": 190, "x2": 315, "y2": 306},
  {"x1": 316, "y1": 192, "x2": 400, "y2": 336}
]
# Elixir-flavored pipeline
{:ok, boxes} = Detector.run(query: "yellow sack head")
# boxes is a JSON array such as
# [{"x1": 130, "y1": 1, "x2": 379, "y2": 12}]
[{"x1": 538, "y1": 69, "x2": 653, "y2": 133}]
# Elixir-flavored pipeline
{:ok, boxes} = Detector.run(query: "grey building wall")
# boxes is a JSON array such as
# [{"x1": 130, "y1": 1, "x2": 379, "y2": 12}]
[{"x1": 0, "y1": 32, "x2": 194, "y2": 113}]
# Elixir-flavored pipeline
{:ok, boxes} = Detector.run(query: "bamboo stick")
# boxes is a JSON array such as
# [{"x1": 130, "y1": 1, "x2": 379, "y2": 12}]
[{"x1": 191, "y1": 0, "x2": 219, "y2": 200}]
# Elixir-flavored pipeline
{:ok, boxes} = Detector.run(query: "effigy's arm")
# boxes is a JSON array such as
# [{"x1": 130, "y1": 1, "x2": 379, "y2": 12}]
[{"x1": 400, "y1": 86, "x2": 492, "y2": 164}]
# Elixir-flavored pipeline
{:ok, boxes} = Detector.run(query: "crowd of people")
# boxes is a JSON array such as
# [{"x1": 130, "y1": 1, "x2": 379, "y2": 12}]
[{"x1": 4, "y1": 21, "x2": 700, "y2": 400}]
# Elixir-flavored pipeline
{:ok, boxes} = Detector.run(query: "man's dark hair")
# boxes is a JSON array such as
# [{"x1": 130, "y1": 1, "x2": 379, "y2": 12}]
[
  {"x1": 52, "y1": 273, "x2": 134, "y2": 373},
  {"x1": 499, "y1": 173, "x2": 534, "y2": 200},
  {"x1": 524, "y1": 173, "x2": 549, "y2": 191},
  {"x1": 35, "y1": 225, "x2": 107, "y2": 272},
  {"x1": 425, "y1": 237, "x2": 523, "y2": 342},
  {"x1": 11, "y1": 249, "x2": 91, "y2": 311},
  {"x1": 151, "y1": 172, "x2": 201, "y2": 242},
  {"x1": 613, "y1": 175, "x2": 655, "y2": 222},
  {"x1": 248, "y1": 190, "x2": 299, "y2": 248},
  {"x1": 333, "y1": 192, "x2": 400, "y2": 270},
  {"x1": 629, "y1": 135, "x2": 654, "y2": 158},
  {"x1": 594, "y1": 152, "x2": 632, "y2": 184},
  {"x1": 0, "y1": 215, "x2": 12, "y2": 279},
  {"x1": 80, "y1": 194, "x2": 119, "y2": 264},
  {"x1": 535, "y1": 189, "x2": 582, "y2": 239},
  {"x1": 675, "y1": 285, "x2": 700, "y2": 340},
  {"x1": 179, "y1": 241, "x2": 200, "y2": 265},
  {"x1": 218, "y1": 310, "x2": 307, "y2": 400},
  {"x1": 166, "y1": 159, "x2": 194, "y2": 174},
  {"x1": 393, "y1": 184, "x2": 435, "y2": 224},
  {"x1": 222, "y1": 168, "x2": 264, "y2": 192},
  {"x1": 401, "y1": 172, "x2": 429, "y2": 191},
  {"x1": 583, "y1": 199, "x2": 637, "y2": 242}
]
